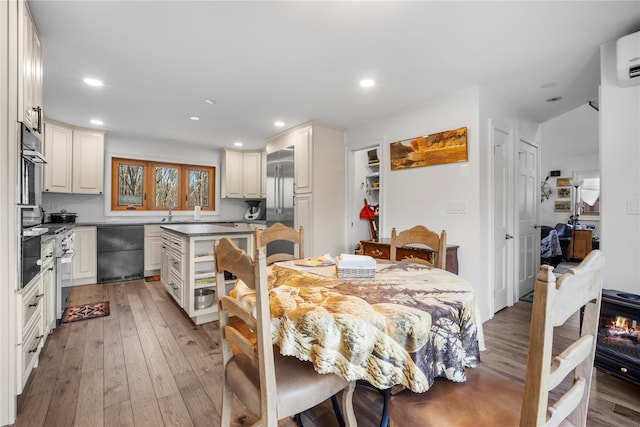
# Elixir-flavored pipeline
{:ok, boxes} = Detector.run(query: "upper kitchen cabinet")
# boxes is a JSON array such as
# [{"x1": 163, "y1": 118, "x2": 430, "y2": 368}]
[
  {"x1": 43, "y1": 120, "x2": 105, "y2": 194},
  {"x1": 266, "y1": 121, "x2": 346, "y2": 257},
  {"x1": 221, "y1": 149, "x2": 265, "y2": 199},
  {"x1": 18, "y1": 0, "x2": 43, "y2": 140}
]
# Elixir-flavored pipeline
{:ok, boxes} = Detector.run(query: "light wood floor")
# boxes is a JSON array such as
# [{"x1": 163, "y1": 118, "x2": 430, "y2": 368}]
[{"x1": 14, "y1": 279, "x2": 640, "y2": 426}]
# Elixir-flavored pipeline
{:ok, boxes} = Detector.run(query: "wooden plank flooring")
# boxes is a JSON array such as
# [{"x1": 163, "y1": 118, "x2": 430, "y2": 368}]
[{"x1": 14, "y1": 279, "x2": 640, "y2": 426}]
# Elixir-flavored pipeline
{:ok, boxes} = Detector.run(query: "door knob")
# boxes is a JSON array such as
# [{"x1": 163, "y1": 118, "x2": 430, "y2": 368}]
[{"x1": 505, "y1": 234, "x2": 514, "y2": 239}]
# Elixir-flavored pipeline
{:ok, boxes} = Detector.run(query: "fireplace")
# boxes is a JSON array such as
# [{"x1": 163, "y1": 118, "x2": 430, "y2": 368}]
[{"x1": 595, "y1": 289, "x2": 640, "y2": 386}]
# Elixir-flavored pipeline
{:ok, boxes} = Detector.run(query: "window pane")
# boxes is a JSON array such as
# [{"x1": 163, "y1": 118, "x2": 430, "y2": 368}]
[
  {"x1": 117, "y1": 163, "x2": 144, "y2": 206},
  {"x1": 154, "y1": 166, "x2": 179, "y2": 207},
  {"x1": 188, "y1": 170, "x2": 210, "y2": 207}
]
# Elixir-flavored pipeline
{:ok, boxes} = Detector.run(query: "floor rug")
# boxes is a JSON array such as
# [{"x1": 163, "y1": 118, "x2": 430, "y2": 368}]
[
  {"x1": 145, "y1": 275, "x2": 160, "y2": 282},
  {"x1": 519, "y1": 291, "x2": 534, "y2": 303},
  {"x1": 62, "y1": 302, "x2": 110, "y2": 324}
]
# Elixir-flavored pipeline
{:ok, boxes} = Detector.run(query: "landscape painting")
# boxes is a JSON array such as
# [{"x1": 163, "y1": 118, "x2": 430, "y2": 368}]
[{"x1": 390, "y1": 127, "x2": 468, "y2": 170}]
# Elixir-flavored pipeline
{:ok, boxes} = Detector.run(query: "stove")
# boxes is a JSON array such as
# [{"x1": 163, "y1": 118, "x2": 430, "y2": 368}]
[
  {"x1": 595, "y1": 289, "x2": 640, "y2": 386},
  {"x1": 46, "y1": 224, "x2": 75, "y2": 320}
]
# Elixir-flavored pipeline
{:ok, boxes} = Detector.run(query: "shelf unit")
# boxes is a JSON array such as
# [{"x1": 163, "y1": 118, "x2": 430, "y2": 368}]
[
  {"x1": 365, "y1": 148, "x2": 380, "y2": 240},
  {"x1": 161, "y1": 230, "x2": 252, "y2": 325}
]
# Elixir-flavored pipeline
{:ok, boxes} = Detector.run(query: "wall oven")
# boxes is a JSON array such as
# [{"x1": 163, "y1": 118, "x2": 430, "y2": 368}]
[
  {"x1": 19, "y1": 123, "x2": 47, "y2": 206},
  {"x1": 20, "y1": 207, "x2": 48, "y2": 289}
]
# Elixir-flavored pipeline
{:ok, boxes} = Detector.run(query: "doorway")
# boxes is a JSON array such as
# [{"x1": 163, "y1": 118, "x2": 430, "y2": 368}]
[{"x1": 348, "y1": 141, "x2": 382, "y2": 250}]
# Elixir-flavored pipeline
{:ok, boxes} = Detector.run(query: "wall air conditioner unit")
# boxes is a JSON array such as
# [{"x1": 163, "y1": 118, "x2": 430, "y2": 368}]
[{"x1": 616, "y1": 30, "x2": 640, "y2": 87}]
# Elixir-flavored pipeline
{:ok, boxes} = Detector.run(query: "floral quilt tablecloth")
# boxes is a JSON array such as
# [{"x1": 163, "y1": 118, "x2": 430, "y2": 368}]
[{"x1": 233, "y1": 261, "x2": 481, "y2": 392}]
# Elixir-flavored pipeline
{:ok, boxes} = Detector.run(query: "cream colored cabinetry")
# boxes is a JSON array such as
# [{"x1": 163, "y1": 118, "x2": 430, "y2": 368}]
[
  {"x1": 266, "y1": 121, "x2": 346, "y2": 257},
  {"x1": 16, "y1": 274, "x2": 44, "y2": 394},
  {"x1": 43, "y1": 121, "x2": 72, "y2": 192},
  {"x1": 144, "y1": 225, "x2": 162, "y2": 276},
  {"x1": 41, "y1": 239, "x2": 56, "y2": 334},
  {"x1": 72, "y1": 130, "x2": 105, "y2": 194},
  {"x1": 18, "y1": 0, "x2": 43, "y2": 139},
  {"x1": 261, "y1": 151, "x2": 267, "y2": 198},
  {"x1": 160, "y1": 229, "x2": 252, "y2": 325},
  {"x1": 222, "y1": 149, "x2": 266, "y2": 199},
  {"x1": 43, "y1": 120, "x2": 105, "y2": 194},
  {"x1": 72, "y1": 226, "x2": 97, "y2": 286},
  {"x1": 162, "y1": 230, "x2": 185, "y2": 306}
]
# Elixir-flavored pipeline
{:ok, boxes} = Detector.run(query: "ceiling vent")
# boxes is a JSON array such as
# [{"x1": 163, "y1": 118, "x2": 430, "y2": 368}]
[{"x1": 616, "y1": 31, "x2": 640, "y2": 87}]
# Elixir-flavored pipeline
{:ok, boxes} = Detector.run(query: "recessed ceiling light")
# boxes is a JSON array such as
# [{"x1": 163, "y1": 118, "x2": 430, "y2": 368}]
[
  {"x1": 360, "y1": 79, "x2": 375, "y2": 88},
  {"x1": 541, "y1": 82, "x2": 556, "y2": 89},
  {"x1": 83, "y1": 77, "x2": 103, "y2": 87},
  {"x1": 205, "y1": 99, "x2": 216, "y2": 105},
  {"x1": 234, "y1": 141, "x2": 243, "y2": 147},
  {"x1": 546, "y1": 96, "x2": 562, "y2": 102},
  {"x1": 274, "y1": 121, "x2": 285, "y2": 127},
  {"x1": 190, "y1": 116, "x2": 200, "y2": 121},
  {"x1": 90, "y1": 119, "x2": 103, "y2": 125}
]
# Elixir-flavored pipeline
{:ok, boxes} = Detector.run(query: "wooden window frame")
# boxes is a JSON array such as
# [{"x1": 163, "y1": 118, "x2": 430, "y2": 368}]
[{"x1": 111, "y1": 157, "x2": 215, "y2": 212}]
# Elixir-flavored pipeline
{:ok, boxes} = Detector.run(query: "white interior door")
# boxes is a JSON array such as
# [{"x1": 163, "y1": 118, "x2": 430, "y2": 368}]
[
  {"x1": 492, "y1": 120, "x2": 513, "y2": 312},
  {"x1": 517, "y1": 136, "x2": 540, "y2": 298}
]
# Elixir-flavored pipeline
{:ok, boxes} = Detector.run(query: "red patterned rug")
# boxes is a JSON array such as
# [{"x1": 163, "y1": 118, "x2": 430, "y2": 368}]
[{"x1": 62, "y1": 301, "x2": 110, "y2": 324}]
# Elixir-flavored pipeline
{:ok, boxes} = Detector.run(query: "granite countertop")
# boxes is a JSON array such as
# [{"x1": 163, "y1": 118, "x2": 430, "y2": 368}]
[{"x1": 160, "y1": 222, "x2": 255, "y2": 237}]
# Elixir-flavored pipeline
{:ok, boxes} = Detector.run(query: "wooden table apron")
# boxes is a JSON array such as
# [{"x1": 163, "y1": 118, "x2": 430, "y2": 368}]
[{"x1": 232, "y1": 260, "x2": 481, "y2": 393}]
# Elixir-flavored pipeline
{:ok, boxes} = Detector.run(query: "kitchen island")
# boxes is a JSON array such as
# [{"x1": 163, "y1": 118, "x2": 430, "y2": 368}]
[{"x1": 160, "y1": 223, "x2": 254, "y2": 324}]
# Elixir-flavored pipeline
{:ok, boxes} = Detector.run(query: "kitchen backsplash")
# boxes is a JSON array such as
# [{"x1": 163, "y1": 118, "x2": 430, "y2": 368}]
[{"x1": 42, "y1": 192, "x2": 249, "y2": 223}]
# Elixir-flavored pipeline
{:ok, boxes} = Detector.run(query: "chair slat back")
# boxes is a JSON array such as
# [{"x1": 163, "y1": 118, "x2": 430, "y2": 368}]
[
  {"x1": 215, "y1": 237, "x2": 278, "y2": 425},
  {"x1": 520, "y1": 250, "x2": 604, "y2": 427},
  {"x1": 255, "y1": 222, "x2": 304, "y2": 265},
  {"x1": 390, "y1": 225, "x2": 447, "y2": 269}
]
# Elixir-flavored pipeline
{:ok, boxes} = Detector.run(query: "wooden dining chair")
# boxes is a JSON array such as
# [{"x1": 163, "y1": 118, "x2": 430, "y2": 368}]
[
  {"x1": 389, "y1": 249, "x2": 604, "y2": 427},
  {"x1": 255, "y1": 222, "x2": 304, "y2": 265},
  {"x1": 390, "y1": 225, "x2": 447, "y2": 270},
  {"x1": 214, "y1": 237, "x2": 356, "y2": 427}
]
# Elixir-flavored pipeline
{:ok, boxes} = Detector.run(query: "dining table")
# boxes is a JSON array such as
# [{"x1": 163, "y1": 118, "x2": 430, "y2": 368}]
[{"x1": 232, "y1": 258, "x2": 484, "y2": 426}]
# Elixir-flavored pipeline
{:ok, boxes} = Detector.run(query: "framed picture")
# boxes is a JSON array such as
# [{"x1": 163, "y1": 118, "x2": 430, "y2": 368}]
[
  {"x1": 390, "y1": 127, "x2": 467, "y2": 170},
  {"x1": 557, "y1": 177, "x2": 571, "y2": 187},
  {"x1": 557, "y1": 187, "x2": 571, "y2": 199},
  {"x1": 554, "y1": 200, "x2": 571, "y2": 212}
]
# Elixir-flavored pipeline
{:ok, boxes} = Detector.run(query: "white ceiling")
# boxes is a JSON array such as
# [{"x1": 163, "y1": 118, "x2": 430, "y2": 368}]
[{"x1": 29, "y1": 1, "x2": 640, "y2": 150}]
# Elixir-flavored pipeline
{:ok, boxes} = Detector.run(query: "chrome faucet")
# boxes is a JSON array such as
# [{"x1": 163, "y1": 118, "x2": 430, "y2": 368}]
[{"x1": 168, "y1": 199, "x2": 173, "y2": 222}]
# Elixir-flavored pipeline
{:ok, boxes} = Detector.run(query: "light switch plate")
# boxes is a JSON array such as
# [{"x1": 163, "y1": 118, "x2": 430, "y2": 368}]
[
  {"x1": 627, "y1": 198, "x2": 640, "y2": 214},
  {"x1": 446, "y1": 201, "x2": 468, "y2": 214}
]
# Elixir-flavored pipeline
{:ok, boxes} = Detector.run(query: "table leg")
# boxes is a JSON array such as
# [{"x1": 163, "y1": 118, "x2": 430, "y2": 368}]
[{"x1": 379, "y1": 388, "x2": 391, "y2": 427}]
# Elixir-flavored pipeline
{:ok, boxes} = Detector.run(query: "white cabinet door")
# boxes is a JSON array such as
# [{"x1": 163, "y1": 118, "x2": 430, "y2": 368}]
[
  {"x1": 42, "y1": 259, "x2": 55, "y2": 334},
  {"x1": 223, "y1": 149, "x2": 244, "y2": 198},
  {"x1": 294, "y1": 193, "x2": 313, "y2": 257},
  {"x1": 145, "y1": 225, "x2": 163, "y2": 276},
  {"x1": 243, "y1": 151, "x2": 262, "y2": 199},
  {"x1": 72, "y1": 130, "x2": 104, "y2": 194},
  {"x1": 261, "y1": 151, "x2": 267, "y2": 198},
  {"x1": 294, "y1": 126, "x2": 313, "y2": 194},
  {"x1": 72, "y1": 227, "x2": 97, "y2": 286},
  {"x1": 18, "y1": 0, "x2": 42, "y2": 138},
  {"x1": 43, "y1": 122, "x2": 73, "y2": 193}
]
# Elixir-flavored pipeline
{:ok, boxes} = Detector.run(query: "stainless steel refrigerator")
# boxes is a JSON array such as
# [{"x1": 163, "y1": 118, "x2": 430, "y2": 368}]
[{"x1": 266, "y1": 146, "x2": 295, "y2": 257}]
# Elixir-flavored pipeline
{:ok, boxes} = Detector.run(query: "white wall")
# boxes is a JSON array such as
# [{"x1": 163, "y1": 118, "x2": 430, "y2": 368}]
[
  {"x1": 600, "y1": 41, "x2": 640, "y2": 295},
  {"x1": 346, "y1": 85, "x2": 539, "y2": 323},
  {"x1": 539, "y1": 104, "x2": 599, "y2": 230},
  {"x1": 42, "y1": 135, "x2": 250, "y2": 223}
]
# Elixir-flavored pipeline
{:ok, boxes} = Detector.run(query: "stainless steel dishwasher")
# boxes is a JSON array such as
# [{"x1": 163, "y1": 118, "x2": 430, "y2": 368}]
[{"x1": 97, "y1": 225, "x2": 144, "y2": 283}]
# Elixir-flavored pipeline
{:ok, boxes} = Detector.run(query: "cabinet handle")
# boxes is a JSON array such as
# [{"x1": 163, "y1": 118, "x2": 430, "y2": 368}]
[
  {"x1": 28, "y1": 294, "x2": 44, "y2": 307},
  {"x1": 48, "y1": 267, "x2": 54, "y2": 271},
  {"x1": 371, "y1": 249, "x2": 383, "y2": 256},
  {"x1": 28, "y1": 335, "x2": 44, "y2": 353}
]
